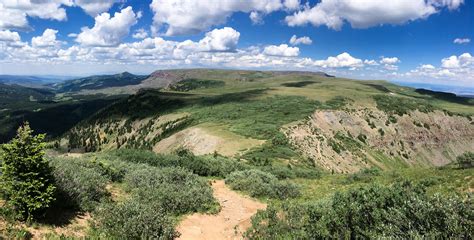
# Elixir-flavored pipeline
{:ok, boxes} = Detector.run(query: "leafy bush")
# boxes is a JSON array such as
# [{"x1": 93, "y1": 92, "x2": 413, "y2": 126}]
[
  {"x1": 50, "y1": 157, "x2": 109, "y2": 211},
  {"x1": 344, "y1": 167, "x2": 381, "y2": 183},
  {"x1": 374, "y1": 95, "x2": 435, "y2": 115},
  {"x1": 104, "y1": 149, "x2": 247, "y2": 178},
  {"x1": 124, "y1": 166, "x2": 217, "y2": 215},
  {"x1": 0, "y1": 123, "x2": 56, "y2": 221},
  {"x1": 93, "y1": 198, "x2": 178, "y2": 240},
  {"x1": 225, "y1": 169, "x2": 300, "y2": 199},
  {"x1": 174, "y1": 149, "x2": 247, "y2": 177},
  {"x1": 456, "y1": 152, "x2": 474, "y2": 169},
  {"x1": 246, "y1": 182, "x2": 473, "y2": 239}
]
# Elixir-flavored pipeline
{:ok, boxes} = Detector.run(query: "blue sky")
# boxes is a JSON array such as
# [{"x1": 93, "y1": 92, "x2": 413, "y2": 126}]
[{"x1": 0, "y1": 0, "x2": 472, "y2": 87}]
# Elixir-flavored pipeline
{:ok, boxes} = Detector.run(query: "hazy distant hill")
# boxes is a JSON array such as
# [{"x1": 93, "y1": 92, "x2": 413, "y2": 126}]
[
  {"x1": 53, "y1": 72, "x2": 148, "y2": 93},
  {"x1": 0, "y1": 75, "x2": 73, "y2": 88}
]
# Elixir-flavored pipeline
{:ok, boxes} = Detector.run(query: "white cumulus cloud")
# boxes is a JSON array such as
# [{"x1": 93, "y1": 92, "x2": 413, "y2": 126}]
[
  {"x1": 198, "y1": 27, "x2": 240, "y2": 52},
  {"x1": 32, "y1": 29, "x2": 62, "y2": 48},
  {"x1": 313, "y1": 52, "x2": 363, "y2": 68},
  {"x1": 74, "y1": 0, "x2": 118, "y2": 16},
  {"x1": 263, "y1": 44, "x2": 299, "y2": 57},
  {"x1": 380, "y1": 57, "x2": 400, "y2": 65},
  {"x1": 289, "y1": 35, "x2": 312, "y2": 45},
  {"x1": 285, "y1": 0, "x2": 463, "y2": 30},
  {"x1": 441, "y1": 53, "x2": 473, "y2": 68},
  {"x1": 149, "y1": 0, "x2": 299, "y2": 36},
  {"x1": 453, "y1": 38, "x2": 470, "y2": 44},
  {"x1": 76, "y1": 6, "x2": 137, "y2": 47},
  {"x1": 132, "y1": 28, "x2": 148, "y2": 39}
]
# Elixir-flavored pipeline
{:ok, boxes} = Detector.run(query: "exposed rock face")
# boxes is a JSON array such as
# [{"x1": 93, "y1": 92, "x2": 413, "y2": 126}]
[{"x1": 284, "y1": 109, "x2": 474, "y2": 173}]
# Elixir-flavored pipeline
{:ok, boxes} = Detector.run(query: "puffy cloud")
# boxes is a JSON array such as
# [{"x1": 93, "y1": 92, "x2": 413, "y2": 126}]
[
  {"x1": 441, "y1": 53, "x2": 473, "y2": 68},
  {"x1": 289, "y1": 35, "x2": 312, "y2": 45},
  {"x1": 76, "y1": 6, "x2": 137, "y2": 47},
  {"x1": 0, "y1": 29, "x2": 20, "y2": 42},
  {"x1": 403, "y1": 52, "x2": 473, "y2": 86},
  {"x1": 283, "y1": 0, "x2": 301, "y2": 10},
  {"x1": 132, "y1": 28, "x2": 148, "y2": 39},
  {"x1": 453, "y1": 38, "x2": 470, "y2": 44},
  {"x1": 285, "y1": 0, "x2": 462, "y2": 30},
  {"x1": 31, "y1": 29, "x2": 62, "y2": 48},
  {"x1": 198, "y1": 27, "x2": 240, "y2": 52},
  {"x1": 74, "y1": 0, "x2": 118, "y2": 16},
  {"x1": 364, "y1": 59, "x2": 378, "y2": 66},
  {"x1": 149, "y1": 0, "x2": 299, "y2": 36},
  {"x1": 0, "y1": 0, "x2": 72, "y2": 30},
  {"x1": 0, "y1": 29, "x2": 25, "y2": 47},
  {"x1": 380, "y1": 57, "x2": 400, "y2": 64},
  {"x1": 313, "y1": 52, "x2": 363, "y2": 68},
  {"x1": 0, "y1": 0, "x2": 121, "y2": 31},
  {"x1": 250, "y1": 11, "x2": 264, "y2": 25},
  {"x1": 263, "y1": 44, "x2": 299, "y2": 57},
  {"x1": 420, "y1": 64, "x2": 435, "y2": 70}
]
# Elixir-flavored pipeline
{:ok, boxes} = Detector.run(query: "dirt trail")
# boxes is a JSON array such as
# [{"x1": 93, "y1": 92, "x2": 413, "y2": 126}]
[{"x1": 176, "y1": 180, "x2": 266, "y2": 240}]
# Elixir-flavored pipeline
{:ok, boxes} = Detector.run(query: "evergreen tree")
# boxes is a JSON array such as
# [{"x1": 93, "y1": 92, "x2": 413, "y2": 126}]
[{"x1": 0, "y1": 122, "x2": 56, "y2": 222}]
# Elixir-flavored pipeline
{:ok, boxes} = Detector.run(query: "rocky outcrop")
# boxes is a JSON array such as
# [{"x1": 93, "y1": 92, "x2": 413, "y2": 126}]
[{"x1": 284, "y1": 109, "x2": 474, "y2": 173}]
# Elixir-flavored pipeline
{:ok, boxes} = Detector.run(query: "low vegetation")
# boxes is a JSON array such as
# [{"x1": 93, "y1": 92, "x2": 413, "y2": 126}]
[
  {"x1": 246, "y1": 181, "x2": 473, "y2": 239},
  {"x1": 225, "y1": 169, "x2": 300, "y2": 199},
  {"x1": 373, "y1": 95, "x2": 436, "y2": 115},
  {"x1": 169, "y1": 78, "x2": 225, "y2": 92}
]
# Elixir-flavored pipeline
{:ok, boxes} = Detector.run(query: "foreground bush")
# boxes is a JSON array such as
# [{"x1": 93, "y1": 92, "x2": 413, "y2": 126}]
[
  {"x1": 0, "y1": 123, "x2": 56, "y2": 222},
  {"x1": 105, "y1": 148, "x2": 247, "y2": 177},
  {"x1": 246, "y1": 181, "x2": 473, "y2": 239},
  {"x1": 124, "y1": 166, "x2": 217, "y2": 214},
  {"x1": 93, "y1": 198, "x2": 178, "y2": 240},
  {"x1": 225, "y1": 169, "x2": 300, "y2": 199},
  {"x1": 50, "y1": 157, "x2": 109, "y2": 211}
]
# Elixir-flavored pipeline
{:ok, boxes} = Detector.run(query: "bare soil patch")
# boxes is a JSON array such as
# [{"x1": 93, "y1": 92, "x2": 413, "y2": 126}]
[{"x1": 176, "y1": 180, "x2": 266, "y2": 240}]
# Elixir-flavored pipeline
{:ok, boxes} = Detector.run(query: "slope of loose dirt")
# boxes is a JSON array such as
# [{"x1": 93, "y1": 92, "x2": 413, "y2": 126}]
[
  {"x1": 285, "y1": 109, "x2": 474, "y2": 173},
  {"x1": 176, "y1": 180, "x2": 266, "y2": 240},
  {"x1": 153, "y1": 125, "x2": 264, "y2": 157}
]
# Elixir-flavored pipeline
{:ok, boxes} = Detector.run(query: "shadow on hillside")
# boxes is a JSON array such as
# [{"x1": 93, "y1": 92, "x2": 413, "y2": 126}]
[
  {"x1": 281, "y1": 81, "x2": 321, "y2": 88},
  {"x1": 90, "y1": 88, "x2": 268, "y2": 121},
  {"x1": 0, "y1": 97, "x2": 120, "y2": 143}
]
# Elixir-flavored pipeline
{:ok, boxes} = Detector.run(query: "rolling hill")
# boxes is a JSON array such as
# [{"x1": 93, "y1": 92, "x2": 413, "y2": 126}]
[{"x1": 57, "y1": 69, "x2": 473, "y2": 173}]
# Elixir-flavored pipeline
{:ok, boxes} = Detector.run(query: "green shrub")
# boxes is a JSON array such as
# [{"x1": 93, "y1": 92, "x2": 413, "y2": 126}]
[
  {"x1": 50, "y1": 157, "x2": 109, "y2": 211},
  {"x1": 93, "y1": 199, "x2": 178, "y2": 240},
  {"x1": 124, "y1": 167, "x2": 217, "y2": 215},
  {"x1": 225, "y1": 169, "x2": 300, "y2": 199},
  {"x1": 246, "y1": 182, "x2": 473, "y2": 239},
  {"x1": 105, "y1": 149, "x2": 246, "y2": 178},
  {"x1": 0, "y1": 123, "x2": 56, "y2": 222},
  {"x1": 456, "y1": 152, "x2": 474, "y2": 169},
  {"x1": 374, "y1": 95, "x2": 435, "y2": 116},
  {"x1": 345, "y1": 167, "x2": 381, "y2": 183}
]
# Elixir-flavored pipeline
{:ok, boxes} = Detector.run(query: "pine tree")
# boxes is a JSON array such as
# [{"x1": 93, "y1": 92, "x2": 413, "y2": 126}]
[{"x1": 0, "y1": 122, "x2": 56, "y2": 222}]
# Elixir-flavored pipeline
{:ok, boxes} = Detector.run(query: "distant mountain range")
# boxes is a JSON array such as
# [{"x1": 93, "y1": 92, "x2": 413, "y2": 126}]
[
  {"x1": 0, "y1": 75, "x2": 76, "y2": 88},
  {"x1": 52, "y1": 72, "x2": 149, "y2": 93},
  {"x1": 392, "y1": 81, "x2": 474, "y2": 97}
]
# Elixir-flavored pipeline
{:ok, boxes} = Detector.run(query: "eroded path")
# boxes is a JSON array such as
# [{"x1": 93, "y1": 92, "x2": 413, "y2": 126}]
[{"x1": 176, "y1": 180, "x2": 266, "y2": 240}]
